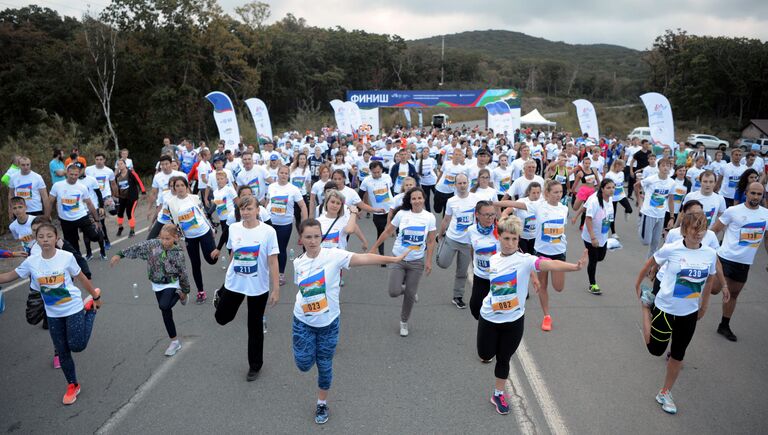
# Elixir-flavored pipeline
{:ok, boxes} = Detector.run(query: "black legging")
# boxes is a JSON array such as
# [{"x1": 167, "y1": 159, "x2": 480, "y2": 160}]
[
  {"x1": 217, "y1": 221, "x2": 230, "y2": 251},
  {"x1": 60, "y1": 216, "x2": 101, "y2": 256},
  {"x1": 147, "y1": 220, "x2": 164, "y2": 240},
  {"x1": 273, "y1": 224, "x2": 292, "y2": 273},
  {"x1": 624, "y1": 166, "x2": 635, "y2": 199},
  {"x1": 421, "y1": 184, "x2": 436, "y2": 212},
  {"x1": 610, "y1": 198, "x2": 633, "y2": 233},
  {"x1": 433, "y1": 190, "x2": 453, "y2": 216},
  {"x1": 117, "y1": 196, "x2": 138, "y2": 229},
  {"x1": 647, "y1": 307, "x2": 697, "y2": 361},
  {"x1": 214, "y1": 287, "x2": 269, "y2": 371},
  {"x1": 185, "y1": 229, "x2": 217, "y2": 292},
  {"x1": 470, "y1": 275, "x2": 490, "y2": 320},
  {"x1": 372, "y1": 213, "x2": 388, "y2": 255},
  {"x1": 155, "y1": 287, "x2": 180, "y2": 338},
  {"x1": 294, "y1": 195, "x2": 310, "y2": 231},
  {"x1": 584, "y1": 240, "x2": 607, "y2": 285},
  {"x1": 477, "y1": 315, "x2": 525, "y2": 379}
]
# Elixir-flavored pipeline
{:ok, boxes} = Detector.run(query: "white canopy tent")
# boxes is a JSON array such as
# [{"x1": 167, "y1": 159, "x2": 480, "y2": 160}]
[{"x1": 520, "y1": 109, "x2": 557, "y2": 128}]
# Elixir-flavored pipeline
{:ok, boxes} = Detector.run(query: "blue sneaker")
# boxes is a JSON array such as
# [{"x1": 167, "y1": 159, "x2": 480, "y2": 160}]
[
  {"x1": 104, "y1": 241, "x2": 111, "y2": 251},
  {"x1": 315, "y1": 403, "x2": 329, "y2": 424},
  {"x1": 656, "y1": 389, "x2": 677, "y2": 414},
  {"x1": 490, "y1": 393, "x2": 510, "y2": 415}
]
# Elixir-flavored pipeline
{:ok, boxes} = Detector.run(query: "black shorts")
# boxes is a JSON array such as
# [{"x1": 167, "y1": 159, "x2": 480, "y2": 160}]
[
  {"x1": 519, "y1": 238, "x2": 536, "y2": 255},
  {"x1": 647, "y1": 307, "x2": 698, "y2": 361},
  {"x1": 718, "y1": 255, "x2": 750, "y2": 283},
  {"x1": 535, "y1": 251, "x2": 565, "y2": 261}
]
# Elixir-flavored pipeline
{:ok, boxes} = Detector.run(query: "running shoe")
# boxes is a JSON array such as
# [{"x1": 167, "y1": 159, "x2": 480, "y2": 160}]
[
  {"x1": 83, "y1": 288, "x2": 100, "y2": 312},
  {"x1": 53, "y1": 355, "x2": 61, "y2": 369},
  {"x1": 116, "y1": 227, "x2": 124, "y2": 237},
  {"x1": 717, "y1": 324, "x2": 737, "y2": 342},
  {"x1": 656, "y1": 389, "x2": 677, "y2": 414},
  {"x1": 452, "y1": 297, "x2": 467, "y2": 309},
  {"x1": 612, "y1": 233, "x2": 620, "y2": 240},
  {"x1": 164, "y1": 340, "x2": 182, "y2": 356},
  {"x1": 414, "y1": 293, "x2": 419, "y2": 303},
  {"x1": 212, "y1": 289, "x2": 220, "y2": 309},
  {"x1": 100, "y1": 254, "x2": 107, "y2": 261},
  {"x1": 196, "y1": 291, "x2": 207, "y2": 305},
  {"x1": 104, "y1": 241, "x2": 111, "y2": 251},
  {"x1": 480, "y1": 356, "x2": 494, "y2": 364},
  {"x1": 246, "y1": 368, "x2": 259, "y2": 382},
  {"x1": 262, "y1": 316, "x2": 267, "y2": 334},
  {"x1": 541, "y1": 315, "x2": 552, "y2": 331},
  {"x1": 399, "y1": 321, "x2": 409, "y2": 337},
  {"x1": 129, "y1": 229, "x2": 135, "y2": 238},
  {"x1": 640, "y1": 284, "x2": 655, "y2": 308},
  {"x1": 586, "y1": 284, "x2": 602, "y2": 295},
  {"x1": 490, "y1": 392, "x2": 510, "y2": 415},
  {"x1": 279, "y1": 274, "x2": 286, "y2": 287},
  {"x1": 315, "y1": 403, "x2": 329, "y2": 424},
  {"x1": 85, "y1": 253, "x2": 93, "y2": 261},
  {"x1": 177, "y1": 290, "x2": 187, "y2": 306},
  {"x1": 62, "y1": 383, "x2": 80, "y2": 405}
]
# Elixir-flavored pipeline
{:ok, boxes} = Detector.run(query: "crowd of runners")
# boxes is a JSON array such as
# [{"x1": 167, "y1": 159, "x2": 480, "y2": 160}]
[{"x1": 1, "y1": 128, "x2": 767, "y2": 422}]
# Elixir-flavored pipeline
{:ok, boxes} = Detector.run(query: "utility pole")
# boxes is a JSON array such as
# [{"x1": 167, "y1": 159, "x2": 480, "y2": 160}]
[{"x1": 439, "y1": 35, "x2": 444, "y2": 86}]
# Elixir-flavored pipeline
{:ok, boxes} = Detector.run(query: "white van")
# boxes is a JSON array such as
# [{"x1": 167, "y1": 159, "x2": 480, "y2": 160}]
[{"x1": 627, "y1": 127, "x2": 652, "y2": 142}]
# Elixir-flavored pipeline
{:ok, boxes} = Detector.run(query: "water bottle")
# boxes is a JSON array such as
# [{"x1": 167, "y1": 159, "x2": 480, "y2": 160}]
[
  {"x1": 262, "y1": 315, "x2": 268, "y2": 334},
  {"x1": 131, "y1": 283, "x2": 139, "y2": 299},
  {"x1": 288, "y1": 248, "x2": 295, "y2": 261},
  {"x1": 0, "y1": 290, "x2": 5, "y2": 315}
]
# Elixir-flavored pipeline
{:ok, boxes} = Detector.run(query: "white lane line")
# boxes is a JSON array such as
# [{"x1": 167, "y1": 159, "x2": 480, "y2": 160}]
[
  {"x1": 516, "y1": 340, "x2": 570, "y2": 435},
  {"x1": 95, "y1": 340, "x2": 192, "y2": 435},
  {"x1": 0, "y1": 227, "x2": 149, "y2": 295},
  {"x1": 506, "y1": 363, "x2": 537, "y2": 435}
]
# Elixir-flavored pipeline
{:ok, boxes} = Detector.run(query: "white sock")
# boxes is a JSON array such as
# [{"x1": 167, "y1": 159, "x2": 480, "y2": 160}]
[
  {"x1": 494, "y1": 389, "x2": 504, "y2": 396},
  {"x1": 171, "y1": 339, "x2": 180, "y2": 345},
  {"x1": 317, "y1": 399, "x2": 327, "y2": 405}
]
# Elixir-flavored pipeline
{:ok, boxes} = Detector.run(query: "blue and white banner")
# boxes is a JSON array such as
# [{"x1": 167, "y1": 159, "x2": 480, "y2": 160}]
[
  {"x1": 347, "y1": 89, "x2": 522, "y2": 108},
  {"x1": 205, "y1": 91, "x2": 240, "y2": 151},
  {"x1": 640, "y1": 92, "x2": 675, "y2": 147},
  {"x1": 360, "y1": 108, "x2": 380, "y2": 136},
  {"x1": 403, "y1": 109, "x2": 412, "y2": 128},
  {"x1": 485, "y1": 102, "x2": 503, "y2": 133},
  {"x1": 572, "y1": 99, "x2": 599, "y2": 140},
  {"x1": 244, "y1": 97, "x2": 273, "y2": 141}
]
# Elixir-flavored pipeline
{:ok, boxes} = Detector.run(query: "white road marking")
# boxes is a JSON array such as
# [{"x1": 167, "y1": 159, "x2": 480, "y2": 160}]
[
  {"x1": 95, "y1": 340, "x2": 191, "y2": 435},
  {"x1": 516, "y1": 340, "x2": 570, "y2": 435},
  {"x1": 1, "y1": 227, "x2": 149, "y2": 295}
]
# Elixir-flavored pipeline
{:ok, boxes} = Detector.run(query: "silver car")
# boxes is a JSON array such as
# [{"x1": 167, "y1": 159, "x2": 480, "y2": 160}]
[{"x1": 686, "y1": 134, "x2": 729, "y2": 150}]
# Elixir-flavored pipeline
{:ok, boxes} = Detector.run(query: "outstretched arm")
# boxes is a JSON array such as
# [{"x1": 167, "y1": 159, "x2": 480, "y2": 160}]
[
  {"x1": 538, "y1": 249, "x2": 588, "y2": 273},
  {"x1": 349, "y1": 250, "x2": 408, "y2": 267}
]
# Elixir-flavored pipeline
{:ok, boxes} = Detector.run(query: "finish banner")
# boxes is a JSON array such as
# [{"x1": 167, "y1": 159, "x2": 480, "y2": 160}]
[
  {"x1": 640, "y1": 92, "x2": 675, "y2": 147},
  {"x1": 347, "y1": 89, "x2": 521, "y2": 108},
  {"x1": 244, "y1": 97, "x2": 273, "y2": 141},
  {"x1": 205, "y1": 91, "x2": 241, "y2": 151},
  {"x1": 572, "y1": 99, "x2": 599, "y2": 140}
]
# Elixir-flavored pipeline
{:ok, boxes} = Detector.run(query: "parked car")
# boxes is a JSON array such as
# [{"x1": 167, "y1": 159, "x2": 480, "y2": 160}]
[
  {"x1": 432, "y1": 113, "x2": 449, "y2": 128},
  {"x1": 735, "y1": 138, "x2": 768, "y2": 155},
  {"x1": 627, "y1": 127, "x2": 652, "y2": 142},
  {"x1": 686, "y1": 134, "x2": 729, "y2": 150}
]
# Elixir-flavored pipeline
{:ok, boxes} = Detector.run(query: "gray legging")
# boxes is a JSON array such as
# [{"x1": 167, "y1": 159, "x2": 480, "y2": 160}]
[
  {"x1": 637, "y1": 213, "x2": 664, "y2": 258},
  {"x1": 436, "y1": 236, "x2": 472, "y2": 298},
  {"x1": 387, "y1": 258, "x2": 424, "y2": 322}
]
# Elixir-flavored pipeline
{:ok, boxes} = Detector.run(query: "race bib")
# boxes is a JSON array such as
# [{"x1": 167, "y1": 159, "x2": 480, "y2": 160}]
[
  {"x1": 474, "y1": 245, "x2": 496, "y2": 272},
  {"x1": 541, "y1": 219, "x2": 565, "y2": 243},
  {"x1": 673, "y1": 259, "x2": 709, "y2": 299},
  {"x1": 14, "y1": 183, "x2": 32, "y2": 199},
  {"x1": 455, "y1": 209, "x2": 475, "y2": 233},
  {"x1": 738, "y1": 221, "x2": 766, "y2": 248},
  {"x1": 298, "y1": 269, "x2": 329, "y2": 316},
  {"x1": 555, "y1": 174, "x2": 566, "y2": 184},
  {"x1": 270, "y1": 195, "x2": 288, "y2": 215},
  {"x1": 490, "y1": 271, "x2": 519, "y2": 313},
  {"x1": 178, "y1": 208, "x2": 200, "y2": 232},
  {"x1": 37, "y1": 273, "x2": 72, "y2": 306},
  {"x1": 401, "y1": 226, "x2": 426, "y2": 251},
  {"x1": 61, "y1": 195, "x2": 80, "y2": 212},
  {"x1": 233, "y1": 245, "x2": 260, "y2": 276}
]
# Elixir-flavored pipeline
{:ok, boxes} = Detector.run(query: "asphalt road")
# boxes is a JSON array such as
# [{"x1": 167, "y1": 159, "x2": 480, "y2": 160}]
[{"x1": 1, "y1": 198, "x2": 767, "y2": 434}]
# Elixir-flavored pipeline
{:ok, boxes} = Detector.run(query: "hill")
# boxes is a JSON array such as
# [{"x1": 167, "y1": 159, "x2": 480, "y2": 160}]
[{"x1": 411, "y1": 29, "x2": 648, "y2": 82}]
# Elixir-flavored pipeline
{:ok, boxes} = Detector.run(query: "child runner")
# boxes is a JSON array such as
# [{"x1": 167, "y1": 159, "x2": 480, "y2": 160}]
[
  {"x1": 0, "y1": 223, "x2": 102, "y2": 405},
  {"x1": 110, "y1": 224, "x2": 190, "y2": 356},
  {"x1": 292, "y1": 218, "x2": 406, "y2": 424},
  {"x1": 211, "y1": 170, "x2": 237, "y2": 257},
  {"x1": 581, "y1": 179, "x2": 615, "y2": 295},
  {"x1": 267, "y1": 165, "x2": 309, "y2": 285},
  {"x1": 604, "y1": 159, "x2": 633, "y2": 238}
]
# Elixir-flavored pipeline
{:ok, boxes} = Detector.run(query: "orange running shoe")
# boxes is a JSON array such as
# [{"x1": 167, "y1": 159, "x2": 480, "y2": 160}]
[
  {"x1": 62, "y1": 383, "x2": 80, "y2": 405},
  {"x1": 541, "y1": 315, "x2": 552, "y2": 331}
]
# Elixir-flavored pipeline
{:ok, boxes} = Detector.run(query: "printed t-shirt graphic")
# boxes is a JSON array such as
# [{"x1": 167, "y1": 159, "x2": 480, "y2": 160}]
[
  {"x1": 38, "y1": 272, "x2": 72, "y2": 306},
  {"x1": 14, "y1": 182, "x2": 32, "y2": 199},
  {"x1": 490, "y1": 270, "x2": 519, "y2": 312},
  {"x1": 214, "y1": 198, "x2": 229, "y2": 217},
  {"x1": 270, "y1": 195, "x2": 289, "y2": 215},
  {"x1": 321, "y1": 230, "x2": 340, "y2": 248},
  {"x1": 739, "y1": 221, "x2": 766, "y2": 248},
  {"x1": 455, "y1": 208, "x2": 475, "y2": 233},
  {"x1": 373, "y1": 186, "x2": 390, "y2": 204},
  {"x1": 673, "y1": 257, "x2": 708, "y2": 299},
  {"x1": 474, "y1": 244, "x2": 496, "y2": 271},
  {"x1": 233, "y1": 244, "x2": 260, "y2": 275},
  {"x1": 299, "y1": 269, "x2": 328, "y2": 315},
  {"x1": 401, "y1": 226, "x2": 426, "y2": 251},
  {"x1": 62, "y1": 194, "x2": 81, "y2": 212},
  {"x1": 178, "y1": 207, "x2": 200, "y2": 232},
  {"x1": 541, "y1": 217, "x2": 565, "y2": 243}
]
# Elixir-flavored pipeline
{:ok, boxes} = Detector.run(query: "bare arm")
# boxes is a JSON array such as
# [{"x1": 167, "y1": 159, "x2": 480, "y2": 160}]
[
  {"x1": 538, "y1": 248, "x2": 588, "y2": 273},
  {"x1": 0, "y1": 270, "x2": 21, "y2": 284},
  {"x1": 369, "y1": 223, "x2": 397, "y2": 253},
  {"x1": 634, "y1": 256, "x2": 658, "y2": 298},
  {"x1": 349, "y1": 251, "x2": 407, "y2": 267},
  {"x1": 268, "y1": 254, "x2": 280, "y2": 306}
]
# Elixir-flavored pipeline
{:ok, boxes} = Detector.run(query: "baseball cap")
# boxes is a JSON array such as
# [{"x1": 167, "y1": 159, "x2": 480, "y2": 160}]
[{"x1": 269, "y1": 154, "x2": 279, "y2": 161}]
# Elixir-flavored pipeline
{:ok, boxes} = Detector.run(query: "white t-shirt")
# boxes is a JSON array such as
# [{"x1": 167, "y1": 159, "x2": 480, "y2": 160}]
[
  {"x1": 445, "y1": 193, "x2": 479, "y2": 244},
  {"x1": 639, "y1": 165, "x2": 658, "y2": 180},
  {"x1": 359, "y1": 175, "x2": 393, "y2": 214},
  {"x1": 379, "y1": 148, "x2": 397, "y2": 169},
  {"x1": 654, "y1": 240, "x2": 717, "y2": 316},
  {"x1": 156, "y1": 191, "x2": 174, "y2": 224},
  {"x1": 391, "y1": 163, "x2": 411, "y2": 194},
  {"x1": 391, "y1": 209, "x2": 436, "y2": 261},
  {"x1": 473, "y1": 186, "x2": 498, "y2": 202},
  {"x1": 318, "y1": 213, "x2": 351, "y2": 250},
  {"x1": 671, "y1": 178, "x2": 689, "y2": 215},
  {"x1": 15, "y1": 250, "x2": 83, "y2": 318},
  {"x1": 196, "y1": 161, "x2": 213, "y2": 189},
  {"x1": 664, "y1": 228, "x2": 720, "y2": 250},
  {"x1": 78, "y1": 175, "x2": 101, "y2": 206},
  {"x1": 290, "y1": 168, "x2": 312, "y2": 195},
  {"x1": 225, "y1": 222, "x2": 279, "y2": 296},
  {"x1": 526, "y1": 200, "x2": 569, "y2": 255},
  {"x1": 686, "y1": 166, "x2": 705, "y2": 191},
  {"x1": 717, "y1": 204, "x2": 768, "y2": 265},
  {"x1": 468, "y1": 224, "x2": 500, "y2": 279},
  {"x1": 436, "y1": 161, "x2": 468, "y2": 194},
  {"x1": 604, "y1": 171, "x2": 626, "y2": 201},
  {"x1": 292, "y1": 248, "x2": 354, "y2": 327},
  {"x1": 580, "y1": 194, "x2": 614, "y2": 246},
  {"x1": 417, "y1": 158, "x2": 437, "y2": 186},
  {"x1": 225, "y1": 158, "x2": 242, "y2": 177},
  {"x1": 9, "y1": 171, "x2": 46, "y2": 212},
  {"x1": 267, "y1": 183, "x2": 304, "y2": 226},
  {"x1": 212, "y1": 185, "x2": 237, "y2": 225},
  {"x1": 85, "y1": 165, "x2": 116, "y2": 197},
  {"x1": 492, "y1": 166, "x2": 513, "y2": 195},
  {"x1": 167, "y1": 194, "x2": 210, "y2": 238},
  {"x1": 510, "y1": 175, "x2": 545, "y2": 200},
  {"x1": 718, "y1": 163, "x2": 747, "y2": 199},
  {"x1": 682, "y1": 191, "x2": 726, "y2": 228},
  {"x1": 514, "y1": 197, "x2": 539, "y2": 240},
  {"x1": 236, "y1": 166, "x2": 269, "y2": 200},
  {"x1": 510, "y1": 158, "x2": 529, "y2": 180},
  {"x1": 50, "y1": 180, "x2": 90, "y2": 221},
  {"x1": 339, "y1": 186, "x2": 362, "y2": 207},
  {"x1": 640, "y1": 175, "x2": 675, "y2": 219},
  {"x1": 480, "y1": 252, "x2": 539, "y2": 323},
  {"x1": 9, "y1": 215, "x2": 36, "y2": 253},
  {"x1": 151, "y1": 170, "x2": 186, "y2": 205}
]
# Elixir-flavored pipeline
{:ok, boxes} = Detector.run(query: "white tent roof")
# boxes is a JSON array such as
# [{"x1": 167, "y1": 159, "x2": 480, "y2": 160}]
[{"x1": 520, "y1": 109, "x2": 556, "y2": 126}]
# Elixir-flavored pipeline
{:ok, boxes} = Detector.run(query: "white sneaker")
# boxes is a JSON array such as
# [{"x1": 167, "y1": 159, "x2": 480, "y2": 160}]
[
  {"x1": 655, "y1": 389, "x2": 677, "y2": 414},
  {"x1": 612, "y1": 233, "x2": 620, "y2": 240},
  {"x1": 414, "y1": 293, "x2": 419, "y2": 303},
  {"x1": 399, "y1": 322, "x2": 409, "y2": 337},
  {"x1": 164, "y1": 340, "x2": 182, "y2": 357}
]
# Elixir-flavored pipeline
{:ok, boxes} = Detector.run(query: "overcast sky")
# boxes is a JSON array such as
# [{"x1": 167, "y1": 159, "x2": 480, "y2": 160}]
[{"x1": 7, "y1": 0, "x2": 767, "y2": 50}]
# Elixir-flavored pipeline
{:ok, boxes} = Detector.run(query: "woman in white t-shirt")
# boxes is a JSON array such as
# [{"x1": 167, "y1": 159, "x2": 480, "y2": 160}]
[
  {"x1": 290, "y1": 153, "x2": 312, "y2": 230},
  {"x1": 213, "y1": 196, "x2": 280, "y2": 381},
  {"x1": 292, "y1": 219, "x2": 407, "y2": 424},
  {"x1": 581, "y1": 179, "x2": 615, "y2": 295},
  {"x1": 331, "y1": 152, "x2": 355, "y2": 185},
  {"x1": 211, "y1": 171, "x2": 237, "y2": 253},
  {"x1": 370, "y1": 187, "x2": 436, "y2": 337},
  {"x1": 470, "y1": 168, "x2": 498, "y2": 202},
  {"x1": 492, "y1": 154, "x2": 513, "y2": 200},
  {"x1": 634, "y1": 211, "x2": 728, "y2": 415},
  {"x1": 0, "y1": 223, "x2": 102, "y2": 405},
  {"x1": 310, "y1": 164, "x2": 331, "y2": 217},
  {"x1": 416, "y1": 148, "x2": 438, "y2": 211},
  {"x1": 513, "y1": 182, "x2": 542, "y2": 255},
  {"x1": 166, "y1": 176, "x2": 218, "y2": 304},
  {"x1": 196, "y1": 148, "x2": 213, "y2": 208},
  {"x1": 387, "y1": 177, "x2": 417, "y2": 226},
  {"x1": 317, "y1": 190, "x2": 361, "y2": 251},
  {"x1": 267, "y1": 165, "x2": 309, "y2": 285},
  {"x1": 478, "y1": 215, "x2": 587, "y2": 415},
  {"x1": 467, "y1": 200, "x2": 500, "y2": 320},
  {"x1": 604, "y1": 159, "x2": 633, "y2": 238}
]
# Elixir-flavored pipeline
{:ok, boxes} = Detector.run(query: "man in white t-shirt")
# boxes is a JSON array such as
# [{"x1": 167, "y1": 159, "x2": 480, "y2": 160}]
[
  {"x1": 236, "y1": 152, "x2": 269, "y2": 202},
  {"x1": 7, "y1": 156, "x2": 49, "y2": 218},
  {"x1": 85, "y1": 153, "x2": 118, "y2": 250},
  {"x1": 637, "y1": 159, "x2": 675, "y2": 258},
  {"x1": 709, "y1": 182, "x2": 768, "y2": 342},
  {"x1": 716, "y1": 148, "x2": 746, "y2": 206},
  {"x1": 49, "y1": 164, "x2": 102, "y2": 256},
  {"x1": 359, "y1": 161, "x2": 393, "y2": 255},
  {"x1": 508, "y1": 160, "x2": 545, "y2": 200},
  {"x1": 147, "y1": 155, "x2": 186, "y2": 224}
]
